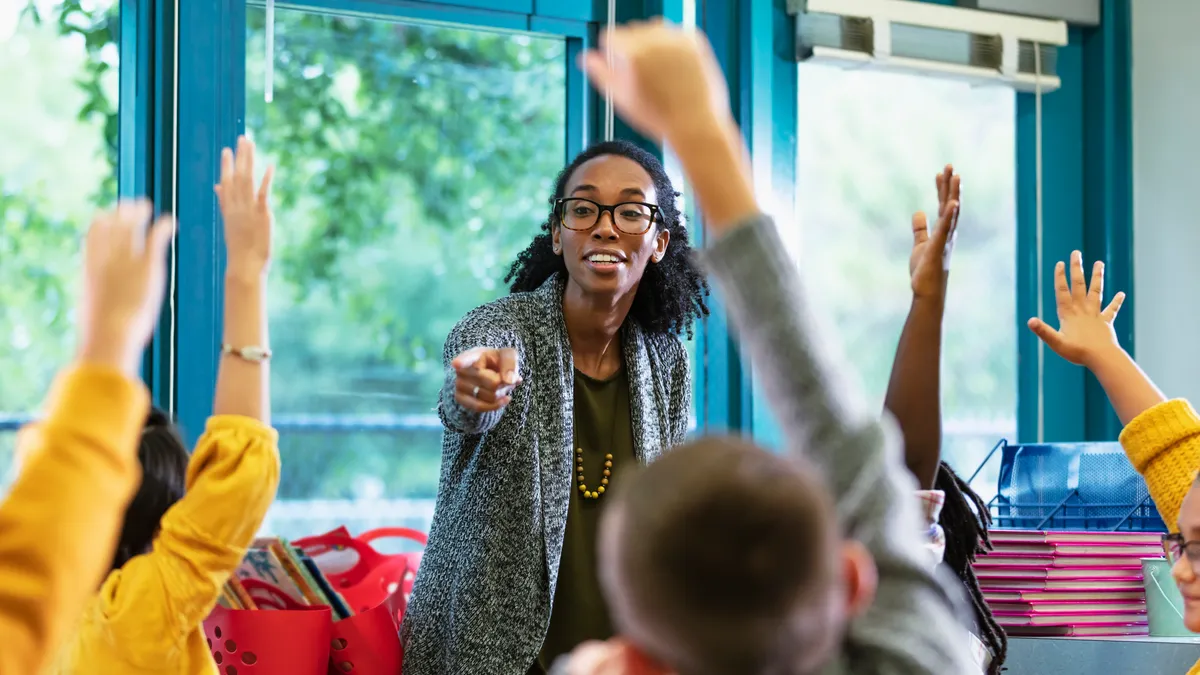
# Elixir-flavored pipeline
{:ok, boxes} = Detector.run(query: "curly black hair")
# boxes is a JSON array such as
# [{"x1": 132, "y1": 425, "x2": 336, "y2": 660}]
[
  {"x1": 504, "y1": 139, "x2": 710, "y2": 337},
  {"x1": 937, "y1": 460, "x2": 1007, "y2": 674}
]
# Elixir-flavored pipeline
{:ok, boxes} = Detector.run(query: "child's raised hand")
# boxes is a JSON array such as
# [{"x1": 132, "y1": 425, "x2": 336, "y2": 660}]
[
  {"x1": 215, "y1": 135, "x2": 274, "y2": 278},
  {"x1": 908, "y1": 165, "x2": 961, "y2": 300},
  {"x1": 580, "y1": 19, "x2": 730, "y2": 144},
  {"x1": 1027, "y1": 251, "x2": 1126, "y2": 367},
  {"x1": 78, "y1": 200, "x2": 175, "y2": 376}
]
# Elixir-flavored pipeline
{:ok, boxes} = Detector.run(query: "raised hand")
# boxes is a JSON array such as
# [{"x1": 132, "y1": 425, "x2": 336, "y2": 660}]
[
  {"x1": 580, "y1": 19, "x2": 731, "y2": 144},
  {"x1": 215, "y1": 135, "x2": 274, "y2": 277},
  {"x1": 908, "y1": 165, "x2": 961, "y2": 299},
  {"x1": 1027, "y1": 251, "x2": 1126, "y2": 367},
  {"x1": 452, "y1": 347, "x2": 523, "y2": 413},
  {"x1": 77, "y1": 200, "x2": 175, "y2": 376}
]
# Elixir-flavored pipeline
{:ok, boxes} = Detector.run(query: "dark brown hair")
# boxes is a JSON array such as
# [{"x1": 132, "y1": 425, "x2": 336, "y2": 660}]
[
  {"x1": 600, "y1": 436, "x2": 844, "y2": 675},
  {"x1": 111, "y1": 407, "x2": 189, "y2": 570}
]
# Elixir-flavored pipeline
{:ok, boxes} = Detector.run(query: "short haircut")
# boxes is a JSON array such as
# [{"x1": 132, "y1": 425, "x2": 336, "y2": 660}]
[
  {"x1": 599, "y1": 435, "x2": 844, "y2": 675},
  {"x1": 112, "y1": 406, "x2": 189, "y2": 570}
]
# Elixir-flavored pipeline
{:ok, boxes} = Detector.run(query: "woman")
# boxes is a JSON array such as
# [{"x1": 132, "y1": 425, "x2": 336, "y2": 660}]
[{"x1": 400, "y1": 139, "x2": 710, "y2": 675}]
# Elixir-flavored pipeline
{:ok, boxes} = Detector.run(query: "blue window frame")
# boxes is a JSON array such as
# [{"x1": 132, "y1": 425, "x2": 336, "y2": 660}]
[
  {"x1": 151, "y1": 0, "x2": 1133, "y2": 456},
  {"x1": 1016, "y1": 0, "x2": 1133, "y2": 444},
  {"x1": 170, "y1": 0, "x2": 596, "y2": 445}
]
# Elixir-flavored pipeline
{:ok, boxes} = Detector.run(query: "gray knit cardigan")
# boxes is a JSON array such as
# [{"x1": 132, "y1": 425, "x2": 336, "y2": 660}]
[{"x1": 399, "y1": 273, "x2": 693, "y2": 674}]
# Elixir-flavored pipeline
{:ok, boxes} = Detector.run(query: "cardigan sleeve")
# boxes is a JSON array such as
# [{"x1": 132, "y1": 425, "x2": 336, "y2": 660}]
[
  {"x1": 669, "y1": 337, "x2": 692, "y2": 446},
  {"x1": 701, "y1": 214, "x2": 976, "y2": 674},
  {"x1": 0, "y1": 365, "x2": 147, "y2": 675},
  {"x1": 438, "y1": 302, "x2": 527, "y2": 436},
  {"x1": 1118, "y1": 398, "x2": 1200, "y2": 531}
]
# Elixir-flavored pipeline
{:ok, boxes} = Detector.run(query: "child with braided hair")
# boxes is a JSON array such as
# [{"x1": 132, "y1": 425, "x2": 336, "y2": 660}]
[{"x1": 881, "y1": 165, "x2": 1005, "y2": 673}]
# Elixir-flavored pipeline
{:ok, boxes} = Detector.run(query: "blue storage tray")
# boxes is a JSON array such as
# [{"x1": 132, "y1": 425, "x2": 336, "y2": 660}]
[{"x1": 981, "y1": 440, "x2": 1166, "y2": 532}]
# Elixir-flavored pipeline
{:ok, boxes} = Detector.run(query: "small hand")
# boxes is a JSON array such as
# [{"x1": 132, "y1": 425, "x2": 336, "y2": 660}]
[
  {"x1": 580, "y1": 19, "x2": 731, "y2": 144},
  {"x1": 77, "y1": 200, "x2": 176, "y2": 376},
  {"x1": 215, "y1": 135, "x2": 274, "y2": 277},
  {"x1": 1027, "y1": 250, "x2": 1126, "y2": 367},
  {"x1": 452, "y1": 347, "x2": 523, "y2": 413},
  {"x1": 909, "y1": 165, "x2": 960, "y2": 299}
]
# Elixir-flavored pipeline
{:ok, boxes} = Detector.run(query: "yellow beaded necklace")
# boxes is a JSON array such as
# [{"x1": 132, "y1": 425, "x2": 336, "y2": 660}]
[{"x1": 575, "y1": 449, "x2": 613, "y2": 499}]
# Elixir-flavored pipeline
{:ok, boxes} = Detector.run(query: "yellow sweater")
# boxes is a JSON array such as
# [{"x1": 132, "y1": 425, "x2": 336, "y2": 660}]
[
  {"x1": 1117, "y1": 399, "x2": 1200, "y2": 675},
  {"x1": 0, "y1": 365, "x2": 148, "y2": 675},
  {"x1": 56, "y1": 415, "x2": 280, "y2": 674}
]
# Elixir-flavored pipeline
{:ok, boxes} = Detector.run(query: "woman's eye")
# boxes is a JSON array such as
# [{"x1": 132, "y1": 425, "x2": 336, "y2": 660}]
[{"x1": 573, "y1": 207, "x2": 594, "y2": 217}]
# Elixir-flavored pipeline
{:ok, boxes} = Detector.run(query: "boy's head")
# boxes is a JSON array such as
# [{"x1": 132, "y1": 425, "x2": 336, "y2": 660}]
[
  {"x1": 598, "y1": 436, "x2": 877, "y2": 675},
  {"x1": 112, "y1": 407, "x2": 188, "y2": 570}
]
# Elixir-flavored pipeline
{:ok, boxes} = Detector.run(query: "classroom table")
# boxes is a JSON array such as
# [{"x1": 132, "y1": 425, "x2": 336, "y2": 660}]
[{"x1": 1006, "y1": 636, "x2": 1200, "y2": 673}]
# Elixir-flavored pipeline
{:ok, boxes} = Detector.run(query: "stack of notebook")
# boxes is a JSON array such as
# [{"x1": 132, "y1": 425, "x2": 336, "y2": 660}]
[
  {"x1": 218, "y1": 536, "x2": 354, "y2": 620},
  {"x1": 974, "y1": 530, "x2": 1164, "y2": 637}
]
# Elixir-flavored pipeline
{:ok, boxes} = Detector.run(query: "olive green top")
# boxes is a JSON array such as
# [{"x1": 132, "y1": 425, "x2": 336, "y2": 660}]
[{"x1": 535, "y1": 367, "x2": 635, "y2": 672}]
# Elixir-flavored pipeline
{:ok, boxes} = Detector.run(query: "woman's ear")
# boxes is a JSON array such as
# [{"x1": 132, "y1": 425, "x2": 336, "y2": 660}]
[
  {"x1": 552, "y1": 223, "x2": 563, "y2": 255},
  {"x1": 651, "y1": 226, "x2": 670, "y2": 263}
]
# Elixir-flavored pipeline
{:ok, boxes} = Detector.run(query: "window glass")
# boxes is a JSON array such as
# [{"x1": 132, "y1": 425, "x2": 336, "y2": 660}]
[
  {"x1": 0, "y1": 0, "x2": 119, "y2": 486},
  {"x1": 245, "y1": 8, "x2": 567, "y2": 539},
  {"x1": 792, "y1": 64, "x2": 1017, "y2": 500}
]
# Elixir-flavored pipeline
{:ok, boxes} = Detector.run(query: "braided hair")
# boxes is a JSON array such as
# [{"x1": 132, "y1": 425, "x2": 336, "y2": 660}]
[{"x1": 936, "y1": 460, "x2": 1007, "y2": 674}]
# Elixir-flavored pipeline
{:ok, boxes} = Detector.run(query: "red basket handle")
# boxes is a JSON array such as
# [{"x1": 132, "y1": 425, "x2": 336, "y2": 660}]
[
  {"x1": 240, "y1": 578, "x2": 310, "y2": 610},
  {"x1": 292, "y1": 534, "x2": 392, "y2": 590},
  {"x1": 293, "y1": 533, "x2": 389, "y2": 567},
  {"x1": 357, "y1": 527, "x2": 428, "y2": 547}
]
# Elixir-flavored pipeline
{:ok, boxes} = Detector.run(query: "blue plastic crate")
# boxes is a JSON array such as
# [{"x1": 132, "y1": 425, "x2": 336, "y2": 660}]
[{"x1": 976, "y1": 440, "x2": 1166, "y2": 532}]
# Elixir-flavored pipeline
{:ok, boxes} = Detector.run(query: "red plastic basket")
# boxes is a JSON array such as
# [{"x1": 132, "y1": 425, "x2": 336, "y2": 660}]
[
  {"x1": 203, "y1": 604, "x2": 332, "y2": 675},
  {"x1": 327, "y1": 600, "x2": 405, "y2": 674},
  {"x1": 294, "y1": 526, "x2": 427, "y2": 617}
]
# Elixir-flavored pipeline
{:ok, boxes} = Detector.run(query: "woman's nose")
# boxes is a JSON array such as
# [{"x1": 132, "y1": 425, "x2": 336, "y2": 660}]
[{"x1": 592, "y1": 210, "x2": 619, "y2": 238}]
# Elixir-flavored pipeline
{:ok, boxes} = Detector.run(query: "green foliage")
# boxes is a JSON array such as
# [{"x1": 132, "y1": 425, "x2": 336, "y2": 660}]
[
  {"x1": 0, "y1": 0, "x2": 117, "y2": 475},
  {"x1": 243, "y1": 8, "x2": 567, "y2": 507},
  {"x1": 0, "y1": 2, "x2": 1016, "y2": 517}
]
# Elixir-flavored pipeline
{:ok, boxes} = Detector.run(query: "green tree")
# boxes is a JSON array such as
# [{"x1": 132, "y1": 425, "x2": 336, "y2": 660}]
[
  {"x1": 243, "y1": 9, "x2": 567, "y2": 520},
  {"x1": 1, "y1": 1, "x2": 1017, "y2": 522},
  {"x1": 0, "y1": 0, "x2": 117, "y2": 477}
]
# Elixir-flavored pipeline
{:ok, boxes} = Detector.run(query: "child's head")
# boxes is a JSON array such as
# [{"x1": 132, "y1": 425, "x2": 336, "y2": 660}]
[
  {"x1": 1169, "y1": 475, "x2": 1200, "y2": 631},
  {"x1": 598, "y1": 436, "x2": 877, "y2": 675},
  {"x1": 112, "y1": 407, "x2": 188, "y2": 570}
]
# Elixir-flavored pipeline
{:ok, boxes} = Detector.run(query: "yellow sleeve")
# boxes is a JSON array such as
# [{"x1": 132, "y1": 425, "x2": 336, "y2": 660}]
[
  {"x1": 1118, "y1": 398, "x2": 1200, "y2": 532},
  {"x1": 85, "y1": 416, "x2": 280, "y2": 667},
  {"x1": 0, "y1": 365, "x2": 148, "y2": 675}
]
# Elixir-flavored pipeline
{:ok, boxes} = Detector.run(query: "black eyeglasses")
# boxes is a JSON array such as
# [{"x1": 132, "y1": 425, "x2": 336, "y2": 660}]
[
  {"x1": 553, "y1": 197, "x2": 660, "y2": 236},
  {"x1": 1163, "y1": 533, "x2": 1200, "y2": 568}
]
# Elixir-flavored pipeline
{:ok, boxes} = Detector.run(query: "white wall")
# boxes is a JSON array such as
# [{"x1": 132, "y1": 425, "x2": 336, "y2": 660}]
[{"x1": 1131, "y1": 0, "x2": 1200, "y2": 404}]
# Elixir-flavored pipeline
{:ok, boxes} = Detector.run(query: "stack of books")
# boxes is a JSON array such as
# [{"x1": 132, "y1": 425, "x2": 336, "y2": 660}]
[
  {"x1": 219, "y1": 536, "x2": 354, "y2": 619},
  {"x1": 974, "y1": 530, "x2": 1164, "y2": 637}
]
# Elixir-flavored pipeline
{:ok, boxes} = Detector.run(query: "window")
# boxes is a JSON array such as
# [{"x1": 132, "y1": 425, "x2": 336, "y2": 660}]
[
  {"x1": 0, "y1": 0, "x2": 118, "y2": 485},
  {"x1": 245, "y1": 7, "x2": 568, "y2": 539},
  {"x1": 792, "y1": 64, "x2": 1017, "y2": 499}
]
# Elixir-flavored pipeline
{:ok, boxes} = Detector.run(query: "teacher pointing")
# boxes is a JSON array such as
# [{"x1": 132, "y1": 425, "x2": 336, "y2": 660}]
[{"x1": 400, "y1": 138, "x2": 709, "y2": 674}]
